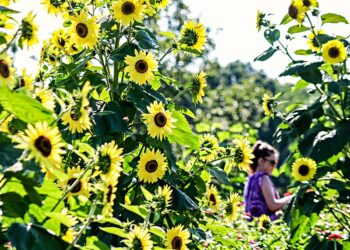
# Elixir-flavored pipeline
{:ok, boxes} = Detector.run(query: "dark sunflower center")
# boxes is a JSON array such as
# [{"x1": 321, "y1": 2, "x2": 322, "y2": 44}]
[
  {"x1": 48, "y1": 54, "x2": 56, "y2": 62},
  {"x1": 209, "y1": 194, "x2": 216, "y2": 205},
  {"x1": 192, "y1": 78, "x2": 200, "y2": 94},
  {"x1": 58, "y1": 37, "x2": 66, "y2": 47},
  {"x1": 20, "y1": 78, "x2": 25, "y2": 87},
  {"x1": 34, "y1": 135, "x2": 52, "y2": 157},
  {"x1": 121, "y1": 2, "x2": 135, "y2": 15},
  {"x1": 98, "y1": 154, "x2": 112, "y2": 174},
  {"x1": 0, "y1": 59, "x2": 10, "y2": 78},
  {"x1": 131, "y1": 237, "x2": 142, "y2": 249},
  {"x1": 182, "y1": 29, "x2": 199, "y2": 46},
  {"x1": 298, "y1": 165, "x2": 310, "y2": 176},
  {"x1": 135, "y1": 60, "x2": 148, "y2": 73},
  {"x1": 154, "y1": 112, "x2": 167, "y2": 127},
  {"x1": 234, "y1": 148, "x2": 244, "y2": 164},
  {"x1": 145, "y1": 160, "x2": 158, "y2": 173},
  {"x1": 262, "y1": 219, "x2": 271, "y2": 229},
  {"x1": 303, "y1": 0, "x2": 311, "y2": 7},
  {"x1": 288, "y1": 4, "x2": 298, "y2": 19},
  {"x1": 67, "y1": 178, "x2": 82, "y2": 193},
  {"x1": 21, "y1": 20, "x2": 34, "y2": 40},
  {"x1": 225, "y1": 204, "x2": 233, "y2": 215},
  {"x1": 106, "y1": 184, "x2": 113, "y2": 203},
  {"x1": 266, "y1": 99, "x2": 273, "y2": 111},
  {"x1": 76, "y1": 23, "x2": 88, "y2": 38},
  {"x1": 50, "y1": 0, "x2": 63, "y2": 7},
  {"x1": 70, "y1": 107, "x2": 82, "y2": 121},
  {"x1": 328, "y1": 47, "x2": 340, "y2": 58},
  {"x1": 171, "y1": 236, "x2": 183, "y2": 250}
]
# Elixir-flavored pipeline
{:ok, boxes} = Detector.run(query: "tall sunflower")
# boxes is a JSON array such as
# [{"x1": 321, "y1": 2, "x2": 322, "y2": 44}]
[
  {"x1": 165, "y1": 225, "x2": 191, "y2": 250},
  {"x1": 42, "y1": 0, "x2": 68, "y2": 16},
  {"x1": 225, "y1": 193, "x2": 240, "y2": 222},
  {"x1": 262, "y1": 93, "x2": 275, "y2": 117},
  {"x1": 34, "y1": 88, "x2": 56, "y2": 111},
  {"x1": 51, "y1": 28, "x2": 69, "y2": 51},
  {"x1": 137, "y1": 148, "x2": 167, "y2": 183},
  {"x1": 96, "y1": 141, "x2": 124, "y2": 179},
  {"x1": 101, "y1": 177, "x2": 118, "y2": 218},
  {"x1": 307, "y1": 30, "x2": 325, "y2": 52},
  {"x1": 20, "y1": 11, "x2": 39, "y2": 49},
  {"x1": 19, "y1": 68, "x2": 34, "y2": 90},
  {"x1": 288, "y1": 0, "x2": 307, "y2": 23},
  {"x1": 142, "y1": 101, "x2": 176, "y2": 141},
  {"x1": 0, "y1": 54, "x2": 16, "y2": 89},
  {"x1": 179, "y1": 20, "x2": 206, "y2": 52},
  {"x1": 199, "y1": 133, "x2": 219, "y2": 162},
  {"x1": 322, "y1": 40, "x2": 347, "y2": 64},
  {"x1": 292, "y1": 157, "x2": 317, "y2": 181},
  {"x1": 123, "y1": 226, "x2": 153, "y2": 250},
  {"x1": 258, "y1": 214, "x2": 271, "y2": 230},
  {"x1": 232, "y1": 138, "x2": 254, "y2": 171},
  {"x1": 13, "y1": 122, "x2": 65, "y2": 174},
  {"x1": 206, "y1": 184, "x2": 222, "y2": 211},
  {"x1": 124, "y1": 50, "x2": 158, "y2": 85},
  {"x1": 112, "y1": 0, "x2": 145, "y2": 26},
  {"x1": 69, "y1": 11, "x2": 99, "y2": 49},
  {"x1": 61, "y1": 166, "x2": 89, "y2": 197},
  {"x1": 191, "y1": 71, "x2": 207, "y2": 104}
]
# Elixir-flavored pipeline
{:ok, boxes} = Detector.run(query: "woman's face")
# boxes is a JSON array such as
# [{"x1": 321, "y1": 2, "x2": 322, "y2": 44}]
[{"x1": 261, "y1": 154, "x2": 278, "y2": 175}]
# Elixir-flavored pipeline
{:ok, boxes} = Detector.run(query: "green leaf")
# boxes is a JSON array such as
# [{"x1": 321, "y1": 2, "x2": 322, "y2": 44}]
[
  {"x1": 149, "y1": 226, "x2": 165, "y2": 239},
  {"x1": 279, "y1": 61, "x2": 323, "y2": 77},
  {"x1": 162, "y1": 140, "x2": 177, "y2": 172},
  {"x1": 280, "y1": 13, "x2": 292, "y2": 25},
  {"x1": 292, "y1": 79, "x2": 309, "y2": 92},
  {"x1": 136, "y1": 29, "x2": 158, "y2": 49},
  {"x1": 99, "y1": 227, "x2": 129, "y2": 238},
  {"x1": 321, "y1": 13, "x2": 349, "y2": 25},
  {"x1": 0, "y1": 132, "x2": 21, "y2": 166},
  {"x1": 121, "y1": 204, "x2": 149, "y2": 219},
  {"x1": 167, "y1": 110, "x2": 200, "y2": 150},
  {"x1": 0, "y1": 192, "x2": 29, "y2": 218},
  {"x1": 140, "y1": 186, "x2": 153, "y2": 201},
  {"x1": 299, "y1": 70, "x2": 322, "y2": 84},
  {"x1": 0, "y1": 87, "x2": 54, "y2": 124},
  {"x1": 294, "y1": 49, "x2": 312, "y2": 55},
  {"x1": 208, "y1": 167, "x2": 230, "y2": 184},
  {"x1": 0, "y1": 5, "x2": 19, "y2": 14},
  {"x1": 8, "y1": 223, "x2": 69, "y2": 250},
  {"x1": 47, "y1": 212, "x2": 77, "y2": 227},
  {"x1": 254, "y1": 47, "x2": 277, "y2": 61},
  {"x1": 85, "y1": 236, "x2": 110, "y2": 250},
  {"x1": 264, "y1": 29, "x2": 280, "y2": 45},
  {"x1": 110, "y1": 43, "x2": 138, "y2": 62},
  {"x1": 287, "y1": 25, "x2": 308, "y2": 34},
  {"x1": 172, "y1": 186, "x2": 198, "y2": 211},
  {"x1": 327, "y1": 80, "x2": 350, "y2": 94}
]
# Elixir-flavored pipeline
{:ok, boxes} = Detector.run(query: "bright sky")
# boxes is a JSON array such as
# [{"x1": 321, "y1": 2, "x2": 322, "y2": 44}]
[{"x1": 10, "y1": 0, "x2": 350, "y2": 83}]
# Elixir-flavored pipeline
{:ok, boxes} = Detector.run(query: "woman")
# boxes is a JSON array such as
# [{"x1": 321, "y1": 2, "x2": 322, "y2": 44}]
[{"x1": 244, "y1": 141, "x2": 294, "y2": 221}]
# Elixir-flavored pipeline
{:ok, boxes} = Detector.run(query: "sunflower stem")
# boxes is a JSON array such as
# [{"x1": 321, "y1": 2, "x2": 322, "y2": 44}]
[
  {"x1": 314, "y1": 84, "x2": 343, "y2": 120},
  {"x1": 1, "y1": 28, "x2": 20, "y2": 54},
  {"x1": 159, "y1": 47, "x2": 174, "y2": 63},
  {"x1": 276, "y1": 39, "x2": 295, "y2": 63},
  {"x1": 171, "y1": 87, "x2": 192, "y2": 102}
]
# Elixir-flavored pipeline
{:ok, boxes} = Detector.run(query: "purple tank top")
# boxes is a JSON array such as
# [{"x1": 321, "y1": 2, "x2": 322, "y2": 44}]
[{"x1": 243, "y1": 172, "x2": 280, "y2": 221}]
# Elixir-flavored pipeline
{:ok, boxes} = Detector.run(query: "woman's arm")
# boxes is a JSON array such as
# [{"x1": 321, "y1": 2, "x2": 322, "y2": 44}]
[{"x1": 261, "y1": 175, "x2": 294, "y2": 211}]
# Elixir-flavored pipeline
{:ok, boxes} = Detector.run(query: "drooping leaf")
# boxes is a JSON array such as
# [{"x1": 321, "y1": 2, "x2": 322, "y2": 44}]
[
  {"x1": 136, "y1": 29, "x2": 158, "y2": 49},
  {"x1": 321, "y1": 13, "x2": 349, "y2": 25},
  {"x1": 208, "y1": 167, "x2": 230, "y2": 184},
  {"x1": 121, "y1": 204, "x2": 149, "y2": 219},
  {"x1": 110, "y1": 43, "x2": 138, "y2": 62},
  {"x1": 288, "y1": 25, "x2": 308, "y2": 34},
  {"x1": 254, "y1": 47, "x2": 278, "y2": 61},
  {"x1": 172, "y1": 186, "x2": 198, "y2": 211}
]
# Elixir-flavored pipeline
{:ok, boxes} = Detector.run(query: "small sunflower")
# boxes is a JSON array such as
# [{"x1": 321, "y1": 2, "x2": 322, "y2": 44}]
[
  {"x1": 0, "y1": 0, "x2": 16, "y2": 7},
  {"x1": 124, "y1": 50, "x2": 158, "y2": 85},
  {"x1": 46, "y1": 47, "x2": 61, "y2": 66},
  {"x1": 19, "y1": 68, "x2": 34, "y2": 90},
  {"x1": 258, "y1": 214, "x2": 271, "y2": 230},
  {"x1": 0, "y1": 14, "x2": 16, "y2": 30},
  {"x1": 262, "y1": 93, "x2": 275, "y2": 117},
  {"x1": 179, "y1": 20, "x2": 206, "y2": 52},
  {"x1": 112, "y1": 0, "x2": 145, "y2": 26},
  {"x1": 142, "y1": 101, "x2": 175, "y2": 141},
  {"x1": 165, "y1": 225, "x2": 191, "y2": 250},
  {"x1": 256, "y1": 10, "x2": 264, "y2": 32},
  {"x1": 137, "y1": 148, "x2": 167, "y2": 183},
  {"x1": 199, "y1": 133, "x2": 219, "y2": 162},
  {"x1": 191, "y1": 71, "x2": 207, "y2": 104},
  {"x1": 69, "y1": 11, "x2": 99, "y2": 49},
  {"x1": 19, "y1": 11, "x2": 39, "y2": 49},
  {"x1": 61, "y1": 166, "x2": 89, "y2": 197},
  {"x1": 42, "y1": 0, "x2": 68, "y2": 16},
  {"x1": 123, "y1": 226, "x2": 153, "y2": 250},
  {"x1": 51, "y1": 28, "x2": 69, "y2": 51},
  {"x1": 101, "y1": 177, "x2": 118, "y2": 218},
  {"x1": 0, "y1": 114, "x2": 13, "y2": 134},
  {"x1": 155, "y1": 184, "x2": 173, "y2": 209},
  {"x1": 0, "y1": 54, "x2": 16, "y2": 89},
  {"x1": 34, "y1": 88, "x2": 56, "y2": 111},
  {"x1": 307, "y1": 30, "x2": 325, "y2": 52},
  {"x1": 66, "y1": 41, "x2": 83, "y2": 55},
  {"x1": 292, "y1": 157, "x2": 317, "y2": 181},
  {"x1": 288, "y1": 0, "x2": 307, "y2": 23},
  {"x1": 232, "y1": 138, "x2": 254, "y2": 171},
  {"x1": 206, "y1": 184, "x2": 222, "y2": 211},
  {"x1": 298, "y1": 0, "x2": 318, "y2": 10},
  {"x1": 225, "y1": 193, "x2": 240, "y2": 222},
  {"x1": 96, "y1": 141, "x2": 124, "y2": 179},
  {"x1": 13, "y1": 122, "x2": 65, "y2": 173},
  {"x1": 62, "y1": 107, "x2": 91, "y2": 133},
  {"x1": 322, "y1": 40, "x2": 347, "y2": 64},
  {"x1": 154, "y1": 0, "x2": 171, "y2": 9}
]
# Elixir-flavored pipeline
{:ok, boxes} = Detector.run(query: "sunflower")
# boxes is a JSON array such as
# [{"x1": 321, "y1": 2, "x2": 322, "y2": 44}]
[
  {"x1": 191, "y1": 71, "x2": 207, "y2": 104},
  {"x1": 155, "y1": 184, "x2": 173, "y2": 209},
  {"x1": 66, "y1": 41, "x2": 83, "y2": 55},
  {"x1": 19, "y1": 11, "x2": 39, "y2": 49},
  {"x1": 51, "y1": 28, "x2": 69, "y2": 51},
  {"x1": 262, "y1": 93, "x2": 275, "y2": 117},
  {"x1": 165, "y1": 225, "x2": 191, "y2": 250},
  {"x1": 34, "y1": 88, "x2": 56, "y2": 111},
  {"x1": 137, "y1": 148, "x2": 167, "y2": 183},
  {"x1": 256, "y1": 10, "x2": 263, "y2": 32},
  {"x1": 292, "y1": 157, "x2": 317, "y2": 181},
  {"x1": 0, "y1": 114, "x2": 13, "y2": 134},
  {"x1": 258, "y1": 214, "x2": 271, "y2": 230},
  {"x1": 62, "y1": 107, "x2": 91, "y2": 133},
  {"x1": 61, "y1": 166, "x2": 89, "y2": 197},
  {"x1": 232, "y1": 138, "x2": 254, "y2": 171},
  {"x1": 101, "y1": 177, "x2": 118, "y2": 218},
  {"x1": 42, "y1": 0, "x2": 68, "y2": 16},
  {"x1": 179, "y1": 20, "x2": 206, "y2": 52},
  {"x1": 69, "y1": 11, "x2": 99, "y2": 49},
  {"x1": 0, "y1": 54, "x2": 16, "y2": 89},
  {"x1": 0, "y1": 14, "x2": 16, "y2": 30},
  {"x1": 124, "y1": 50, "x2": 158, "y2": 85},
  {"x1": 206, "y1": 185, "x2": 222, "y2": 211},
  {"x1": 199, "y1": 133, "x2": 219, "y2": 162},
  {"x1": 307, "y1": 30, "x2": 325, "y2": 52},
  {"x1": 142, "y1": 101, "x2": 175, "y2": 141},
  {"x1": 322, "y1": 40, "x2": 347, "y2": 64},
  {"x1": 46, "y1": 47, "x2": 61, "y2": 66},
  {"x1": 13, "y1": 122, "x2": 65, "y2": 174},
  {"x1": 96, "y1": 141, "x2": 124, "y2": 179},
  {"x1": 298, "y1": 0, "x2": 318, "y2": 10},
  {"x1": 154, "y1": 0, "x2": 171, "y2": 9},
  {"x1": 19, "y1": 68, "x2": 34, "y2": 90},
  {"x1": 225, "y1": 193, "x2": 240, "y2": 222},
  {"x1": 288, "y1": 0, "x2": 307, "y2": 23},
  {"x1": 112, "y1": 0, "x2": 145, "y2": 26},
  {"x1": 123, "y1": 226, "x2": 153, "y2": 250}
]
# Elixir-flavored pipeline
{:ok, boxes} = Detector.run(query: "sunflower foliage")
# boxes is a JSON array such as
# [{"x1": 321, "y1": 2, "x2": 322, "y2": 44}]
[
  {"x1": 256, "y1": 0, "x2": 350, "y2": 248},
  {"x1": 0, "y1": 1, "x2": 265, "y2": 249}
]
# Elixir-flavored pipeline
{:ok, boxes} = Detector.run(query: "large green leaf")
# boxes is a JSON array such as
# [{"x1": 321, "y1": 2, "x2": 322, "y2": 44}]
[
  {"x1": 0, "y1": 5, "x2": 19, "y2": 14},
  {"x1": 110, "y1": 43, "x2": 138, "y2": 62},
  {"x1": 172, "y1": 186, "x2": 198, "y2": 211},
  {"x1": 135, "y1": 29, "x2": 158, "y2": 50},
  {"x1": 121, "y1": 204, "x2": 149, "y2": 219},
  {"x1": 0, "y1": 192, "x2": 29, "y2": 218},
  {"x1": 0, "y1": 87, "x2": 54, "y2": 124},
  {"x1": 287, "y1": 25, "x2": 308, "y2": 34},
  {"x1": 254, "y1": 47, "x2": 277, "y2": 61},
  {"x1": 264, "y1": 29, "x2": 280, "y2": 45},
  {"x1": 0, "y1": 132, "x2": 21, "y2": 166},
  {"x1": 327, "y1": 80, "x2": 350, "y2": 94},
  {"x1": 321, "y1": 13, "x2": 349, "y2": 25},
  {"x1": 208, "y1": 167, "x2": 230, "y2": 184},
  {"x1": 279, "y1": 61, "x2": 323, "y2": 80}
]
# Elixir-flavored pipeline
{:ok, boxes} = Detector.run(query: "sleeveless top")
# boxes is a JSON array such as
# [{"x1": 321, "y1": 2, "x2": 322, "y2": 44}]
[{"x1": 243, "y1": 171, "x2": 280, "y2": 221}]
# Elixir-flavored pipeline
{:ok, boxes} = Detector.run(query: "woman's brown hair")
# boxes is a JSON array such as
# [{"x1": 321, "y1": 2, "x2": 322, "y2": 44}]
[{"x1": 250, "y1": 140, "x2": 279, "y2": 173}]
